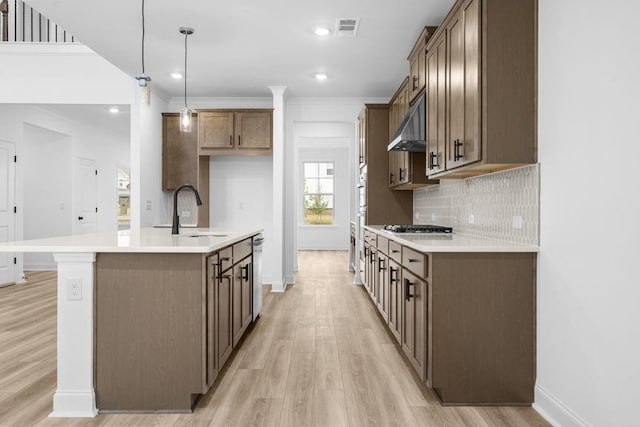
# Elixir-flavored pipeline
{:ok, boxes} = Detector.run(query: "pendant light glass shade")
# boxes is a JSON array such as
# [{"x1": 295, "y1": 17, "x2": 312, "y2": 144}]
[
  {"x1": 180, "y1": 107, "x2": 194, "y2": 132},
  {"x1": 179, "y1": 27, "x2": 194, "y2": 133}
]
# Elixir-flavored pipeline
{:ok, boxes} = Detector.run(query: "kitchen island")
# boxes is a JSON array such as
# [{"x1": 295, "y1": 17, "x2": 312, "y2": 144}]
[{"x1": 0, "y1": 227, "x2": 262, "y2": 417}]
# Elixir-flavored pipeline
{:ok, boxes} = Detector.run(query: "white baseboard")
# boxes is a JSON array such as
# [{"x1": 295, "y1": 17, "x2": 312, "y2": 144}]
[
  {"x1": 49, "y1": 390, "x2": 98, "y2": 418},
  {"x1": 24, "y1": 264, "x2": 57, "y2": 271},
  {"x1": 534, "y1": 385, "x2": 591, "y2": 427},
  {"x1": 268, "y1": 280, "x2": 288, "y2": 293}
]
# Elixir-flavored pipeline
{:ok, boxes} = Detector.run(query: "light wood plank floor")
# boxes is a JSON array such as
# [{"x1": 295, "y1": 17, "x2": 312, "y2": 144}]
[{"x1": 0, "y1": 252, "x2": 550, "y2": 427}]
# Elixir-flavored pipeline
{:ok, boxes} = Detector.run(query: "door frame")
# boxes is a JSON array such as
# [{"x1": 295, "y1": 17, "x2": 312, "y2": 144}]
[
  {"x1": 74, "y1": 157, "x2": 98, "y2": 235},
  {"x1": 0, "y1": 139, "x2": 16, "y2": 287}
]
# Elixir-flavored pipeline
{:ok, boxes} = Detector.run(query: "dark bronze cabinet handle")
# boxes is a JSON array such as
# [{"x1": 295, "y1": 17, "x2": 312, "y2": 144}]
[
  {"x1": 391, "y1": 249, "x2": 399, "y2": 254},
  {"x1": 405, "y1": 278, "x2": 414, "y2": 301},
  {"x1": 389, "y1": 266, "x2": 398, "y2": 283},
  {"x1": 241, "y1": 264, "x2": 250, "y2": 281},
  {"x1": 378, "y1": 258, "x2": 386, "y2": 273},
  {"x1": 370, "y1": 251, "x2": 375, "y2": 263},
  {"x1": 238, "y1": 135, "x2": 242, "y2": 146},
  {"x1": 454, "y1": 139, "x2": 463, "y2": 161},
  {"x1": 399, "y1": 168, "x2": 404, "y2": 181},
  {"x1": 229, "y1": 135, "x2": 233, "y2": 146},
  {"x1": 413, "y1": 75, "x2": 418, "y2": 90},
  {"x1": 429, "y1": 151, "x2": 438, "y2": 169},
  {"x1": 389, "y1": 173, "x2": 394, "y2": 185},
  {"x1": 408, "y1": 258, "x2": 420, "y2": 263}
]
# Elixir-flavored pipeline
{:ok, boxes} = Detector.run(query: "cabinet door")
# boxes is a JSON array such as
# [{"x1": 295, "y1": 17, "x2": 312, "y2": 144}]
[
  {"x1": 240, "y1": 258, "x2": 253, "y2": 330},
  {"x1": 199, "y1": 111, "x2": 234, "y2": 149},
  {"x1": 402, "y1": 269, "x2": 427, "y2": 380},
  {"x1": 426, "y1": 36, "x2": 447, "y2": 175},
  {"x1": 232, "y1": 264, "x2": 243, "y2": 346},
  {"x1": 447, "y1": 0, "x2": 481, "y2": 170},
  {"x1": 218, "y1": 267, "x2": 233, "y2": 369},
  {"x1": 206, "y1": 256, "x2": 219, "y2": 387},
  {"x1": 376, "y1": 252, "x2": 389, "y2": 322},
  {"x1": 235, "y1": 112, "x2": 272, "y2": 149},
  {"x1": 388, "y1": 260, "x2": 402, "y2": 343},
  {"x1": 162, "y1": 114, "x2": 198, "y2": 191}
]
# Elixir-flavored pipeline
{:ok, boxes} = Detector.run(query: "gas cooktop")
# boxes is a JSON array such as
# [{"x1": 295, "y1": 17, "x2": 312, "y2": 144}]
[{"x1": 383, "y1": 224, "x2": 453, "y2": 234}]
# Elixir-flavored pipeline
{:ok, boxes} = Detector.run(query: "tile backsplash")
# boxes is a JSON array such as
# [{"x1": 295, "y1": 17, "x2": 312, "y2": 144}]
[
  {"x1": 413, "y1": 164, "x2": 539, "y2": 245},
  {"x1": 163, "y1": 191, "x2": 199, "y2": 226}
]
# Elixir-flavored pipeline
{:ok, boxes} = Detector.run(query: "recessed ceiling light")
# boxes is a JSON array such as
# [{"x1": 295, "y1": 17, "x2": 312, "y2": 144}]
[
  {"x1": 170, "y1": 72, "x2": 183, "y2": 80},
  {"x1": 314, "y1": 27, "x2": 331, "y2": 37},
  {"x1": 314, "y1": 73, "x2": 328, "y2": 81},
  {"x1": 109, "y1": 107, "x2": 120, "y2": 114}
]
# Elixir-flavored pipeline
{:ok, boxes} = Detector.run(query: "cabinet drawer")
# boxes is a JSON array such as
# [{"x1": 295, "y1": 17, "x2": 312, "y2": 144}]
[
  {"x1": 219, "y1": 246, "x2": 233, "y2": 273},
  {"x1": 377, "y1": 235, "x2": 389, "y2": 255},
  {"x1": 233, "y1": 238, "x2": 252, "y2": 262},
  {"x1": 364, "y1": 230, "x2": 377, "y2": 246},
  {"x1": 402, "y1": 247, "x2": 427, "y2": 278},
  {"x1": 388, "y1": 240, "x2": 402, "y2": 263}
]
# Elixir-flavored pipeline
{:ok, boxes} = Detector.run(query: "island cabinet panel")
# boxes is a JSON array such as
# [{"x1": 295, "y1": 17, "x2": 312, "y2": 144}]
[
  {"x1": 95, "y1": 253, "x2": 204, "y2": 411},
  {"x1": 429, "y1": 252, "x2": 536, "y2": 405}
]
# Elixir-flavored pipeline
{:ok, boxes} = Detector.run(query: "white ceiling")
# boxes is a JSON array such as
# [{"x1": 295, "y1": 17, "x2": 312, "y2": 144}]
[{"x1": 26, "y1": 0, "x2": 453, "y2": 98}]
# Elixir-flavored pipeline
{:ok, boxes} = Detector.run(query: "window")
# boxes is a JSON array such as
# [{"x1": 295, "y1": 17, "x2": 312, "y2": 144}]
[{"x1": 303, "y1": 162, "x2": 334, "y2": 225}]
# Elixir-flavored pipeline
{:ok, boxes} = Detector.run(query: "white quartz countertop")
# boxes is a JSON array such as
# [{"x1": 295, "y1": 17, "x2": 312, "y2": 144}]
[
  {"x1": 364, "y1": 225, "x2": 539, "y2": 253},
  {"x1": 0, "y1": 228, "x2": 263, "y2": 254}
]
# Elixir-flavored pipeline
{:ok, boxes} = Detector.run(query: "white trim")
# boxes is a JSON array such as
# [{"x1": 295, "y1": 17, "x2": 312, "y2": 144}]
[
  {"x1": 269, "y1": 280, "x2": 288, "y2": 293},
  {"x1": 50, "y1": 390, "x2": 98, "y2": 418},
  {"x1": 534, "y1": 385, "x2": 591, "y2": 427},
  {"x1": 23, "y1": 263, "x2": 57, "y2": 271}
]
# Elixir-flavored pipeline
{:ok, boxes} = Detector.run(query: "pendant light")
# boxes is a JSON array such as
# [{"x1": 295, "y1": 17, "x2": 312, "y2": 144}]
[
  {"x1": 134, "y1": 0, "x2": 151, "y2": 106},
  {"x1": 179, "y1": 27, "x2": 195, "y2": 132}
]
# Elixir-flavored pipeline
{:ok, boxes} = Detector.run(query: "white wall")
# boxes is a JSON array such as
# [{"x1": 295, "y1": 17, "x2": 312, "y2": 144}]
[
  {"x1": 131, "y1": 91, "x2": 169, "y2": 228},
  {"x1": 536, "y1": 1, "x2": 640, "y2": 426},
  {"x1": 0, "y1": 105, "x2": 130, "y2": 272},
  {"x1": 23, "y1": 124, "x2": 72, "y2": 269},
  {"x1": 209, "y1": 157, "x2": 275, "y2": 282},
  {"x1": 0, "y1": 44, "x2": 132, "y2": 105}
]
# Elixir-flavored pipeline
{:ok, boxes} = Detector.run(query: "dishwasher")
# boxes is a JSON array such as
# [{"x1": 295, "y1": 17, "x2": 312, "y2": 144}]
[{"x1": 252, "y1": 234, "x2": 264, "y2": 320}]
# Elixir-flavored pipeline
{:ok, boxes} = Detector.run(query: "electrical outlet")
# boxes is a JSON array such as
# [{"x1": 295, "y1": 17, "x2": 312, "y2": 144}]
[
  {"x1": 145, "y1": 200, "x2": 152, "y2": 211},
  {"x1": 468, "y1": 214, "x2": 475, "y2": 224},
  {"x1": 239, "y1": 202, "x2": 245, "y2": 210},
  {"x1": 181, "y1": 211, "x2": 191, "y2": 218},
  {"x1": 67, "y1": 278, "x2": 82, "y2": 301},
  {"x1": 431, "y1": 213, "x2": 436, "y2": 221},
  {"x1": 512, "y1": 215, "x2": 523, "y2": 229},
  {"x1": 414, "y1": 211, "x2": 420, "y2": 220}
]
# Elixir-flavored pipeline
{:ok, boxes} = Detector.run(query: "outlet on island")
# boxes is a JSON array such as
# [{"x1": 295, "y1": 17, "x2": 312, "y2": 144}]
[{"x1": 67, "y1": 278, "x2": 83, "y2": 301}]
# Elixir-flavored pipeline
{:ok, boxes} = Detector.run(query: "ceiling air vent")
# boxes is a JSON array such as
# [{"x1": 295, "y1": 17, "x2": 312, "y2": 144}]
[{"x1": 335, "y1": 18, "x2": 360, "y2": 37}]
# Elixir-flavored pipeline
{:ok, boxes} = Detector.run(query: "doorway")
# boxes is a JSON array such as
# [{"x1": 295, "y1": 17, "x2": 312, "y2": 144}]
[{"x1": 0, "y1": 140, "x2": 16, "y2": 286}]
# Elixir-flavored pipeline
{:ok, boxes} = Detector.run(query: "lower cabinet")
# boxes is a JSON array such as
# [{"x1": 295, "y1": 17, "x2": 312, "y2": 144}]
[
  {"x1": 217, "y1": 262, "x2": 234, "y2": 370},
  {"x1": 376, "y1": 252, "x2": 389, "y2": 322},
  {"x1": 401, "y1": 269, "x2": 428, "y2": 381},
  {"x1": 232, "y1": 256, "x2": 253, "y2": 346},
  {"x1": 387, "y1": 259, "x2": 402, "y2": 343},
  {"x1": 360, "y1": 228, "x2": 536, "y2": 405}
]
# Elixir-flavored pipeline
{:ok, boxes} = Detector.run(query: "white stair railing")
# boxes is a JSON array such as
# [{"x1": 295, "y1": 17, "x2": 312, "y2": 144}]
[{"x1": 1, "y1": 0, "x2": 79, "y2": 43}]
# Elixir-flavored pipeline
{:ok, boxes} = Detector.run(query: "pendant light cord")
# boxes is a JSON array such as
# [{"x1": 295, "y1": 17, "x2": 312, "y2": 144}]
[
  {"x1": 141, "y1": 0, "x2": 146, "y2": 75},
  {"x1": 184, "y1": 31, "x2": 188, "y2": 109}
]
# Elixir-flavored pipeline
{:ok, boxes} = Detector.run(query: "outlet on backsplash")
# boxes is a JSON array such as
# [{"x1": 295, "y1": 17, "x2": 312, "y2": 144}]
[{"x1": 413, "y1": 164, "x2": 540, "y2": 245}]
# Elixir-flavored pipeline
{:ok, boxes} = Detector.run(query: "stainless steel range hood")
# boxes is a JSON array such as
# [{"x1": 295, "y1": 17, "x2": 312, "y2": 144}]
[{"x1": 387, "y1": 90, "x2": 426, "y2": 152}]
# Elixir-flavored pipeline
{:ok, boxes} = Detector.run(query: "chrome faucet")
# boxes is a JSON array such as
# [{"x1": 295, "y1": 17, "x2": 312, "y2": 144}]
[{"x1": 172, "y1": 184, "x2": 203, "y2": 235}]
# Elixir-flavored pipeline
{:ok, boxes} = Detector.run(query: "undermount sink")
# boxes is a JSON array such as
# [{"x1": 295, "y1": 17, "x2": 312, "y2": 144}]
[{"x1": 187, "y1": 232, "x2": 229, "y2": 238}]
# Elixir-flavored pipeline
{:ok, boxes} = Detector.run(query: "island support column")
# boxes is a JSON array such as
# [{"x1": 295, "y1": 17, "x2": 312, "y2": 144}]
[{"x1": 49, "y1": 253, "x2": 98, "y2": 418}]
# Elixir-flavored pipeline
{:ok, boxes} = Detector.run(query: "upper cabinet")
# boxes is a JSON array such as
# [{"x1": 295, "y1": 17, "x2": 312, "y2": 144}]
[
  {"x1": 407, "y1": 27, "x2": 437, "y2": 103},
  {"x1": 161, "y1": 113, "x2": 210, "y2": 226},
  {"x1": 426, "y1": 0, "x2": 537, "y2": 179},
  {"x1": 198, "y1": 109, "x2": 273, "y2": 156}
]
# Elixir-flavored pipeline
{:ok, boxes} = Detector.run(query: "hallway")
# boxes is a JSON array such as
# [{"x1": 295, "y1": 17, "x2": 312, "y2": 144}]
[{"x1": 0, "y1": 252, "x2": 548, "y2": 426}]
